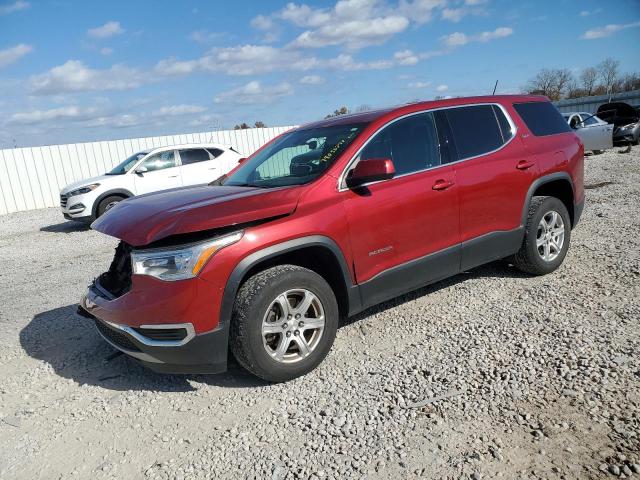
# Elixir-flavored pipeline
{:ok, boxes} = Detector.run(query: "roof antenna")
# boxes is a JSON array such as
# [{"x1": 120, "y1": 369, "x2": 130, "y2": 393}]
[{"x1": 492, "y1": 80, "x2": 499, "y2": 95}]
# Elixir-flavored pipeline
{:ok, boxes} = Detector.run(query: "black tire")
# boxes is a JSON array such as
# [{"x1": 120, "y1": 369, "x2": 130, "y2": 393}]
[
  {"x1": 592, "y1": 150, "x2": 604, "y2": 155},
  {"x1": 96, "y1": 195, "x2": 125, "y2": 217},
  {"x1": 511, "y1": 196, "x2": 571, "y2": 276},
  {"x1": 229, "y1": 265, "x2": 339, "y2": 382}
]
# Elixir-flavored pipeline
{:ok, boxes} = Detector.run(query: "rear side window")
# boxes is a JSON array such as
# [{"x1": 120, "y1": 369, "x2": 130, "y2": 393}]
[
  {"x1": 206, "y1": 148, "x2": 224, "y2": 158},
  {"x1": 179, "y1": 149, "x2": 211, "y2": 165},
  {"x1": 360, "y1": 112, "x2": 441, "y2": 175},
  {"x1": 445, "y1": 105, "x2": 505, "y2": 159},
  {"x1": 513, "y1": 102, "x2": 571, "y2": 136}
]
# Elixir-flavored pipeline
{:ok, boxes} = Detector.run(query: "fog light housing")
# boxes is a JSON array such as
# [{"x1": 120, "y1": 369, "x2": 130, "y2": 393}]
[{"x1": 69, "y1": 203, "x2": 86, "y2": 212}]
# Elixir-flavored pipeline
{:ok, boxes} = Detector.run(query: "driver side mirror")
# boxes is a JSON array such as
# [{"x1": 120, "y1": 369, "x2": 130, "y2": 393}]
[
  {"x1": 307, "y1": 140, "x2": 318, "y2": 150},
  {"x1": 238, "y1": 157, "x2": 247, "y2": 164},
  {"x1": 135, "y1": 166, "x2": 148, "y2": 175},
  {"x1": 346, "y1": 158, "x2": 395, "y2": 188}
]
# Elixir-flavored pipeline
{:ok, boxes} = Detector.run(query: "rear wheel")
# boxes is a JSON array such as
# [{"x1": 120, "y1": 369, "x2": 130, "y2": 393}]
[
  {"x1": 230, "y1": 265, "x2": 339, "y2": 382},
  {"x1": 512, "y1": 196, "x2": 571, "y2": 275},
  {"x1": 96, "y1": 195, "x2": 125, "y2": 217}
]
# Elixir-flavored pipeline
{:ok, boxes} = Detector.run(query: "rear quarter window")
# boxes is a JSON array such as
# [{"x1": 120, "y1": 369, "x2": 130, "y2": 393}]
[{"x1": 513, "y1": 102, "x2": 572, "y2": 136}]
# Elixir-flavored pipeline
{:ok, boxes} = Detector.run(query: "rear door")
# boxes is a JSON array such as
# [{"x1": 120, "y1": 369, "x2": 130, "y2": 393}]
[
  {"x1": 445, "y1": 104, "x2": 532, "y2": 269},
  {"x1": 178, "y1": 148, "x2": 222, "y2": 186},
  {"x1": 133, "y1": 150, "x2": 182, "y2": 194}
]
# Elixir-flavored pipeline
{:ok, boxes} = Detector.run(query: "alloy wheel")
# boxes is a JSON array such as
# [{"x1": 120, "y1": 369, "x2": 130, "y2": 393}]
[
  {"x1": 536, "y1": 210, "x2": 565, "y2": 262},
  {"x1": 261, "y1": 289, "x2": 325, "y2": 363}
]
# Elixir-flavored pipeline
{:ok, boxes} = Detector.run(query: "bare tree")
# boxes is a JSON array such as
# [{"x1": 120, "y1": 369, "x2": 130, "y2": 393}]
[
  {"x1": 355, "y1": 104, "x2": 371, "y2": 112},
  {"x1": 579, "y1": 67, "x2": 599, "y2": 96},
  {"x1": 618, "y1": 72, "x2": 640, "y2": 92},
  {"x1": 254, "y1": 121, "x2": 266, "y2": 128},
  {"x1": 524, "y1": 68, "x2": 574, "y2": 100},
  {"x1": 597, "y1": 57, "x2": 620, "y2": 95},
  {"x1": 325, "y1": 106, "x2": 349, "y2": 118},
  {"x1": 234, "y1": 123, "x2": 250, "y2": 130}
]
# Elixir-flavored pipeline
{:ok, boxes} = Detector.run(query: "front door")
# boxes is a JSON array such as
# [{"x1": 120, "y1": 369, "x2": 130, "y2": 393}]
[
  {"x1": 576, "y1": 114, "x2": 613, "y2": 151},
  {"x1": 340, "y1": 111, "x2": 460, "y2": 306},
  {"x1": 133, "y1": 150, "x2": 182, "y2": 195}
]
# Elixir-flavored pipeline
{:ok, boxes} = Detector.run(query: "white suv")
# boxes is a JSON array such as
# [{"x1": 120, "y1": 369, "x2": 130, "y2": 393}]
[{"x1": 60, "y1": 143, "x2": 242, "y2": 222}]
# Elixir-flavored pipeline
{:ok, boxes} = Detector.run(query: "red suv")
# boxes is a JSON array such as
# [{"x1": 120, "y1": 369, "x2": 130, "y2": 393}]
[{"x1": 79, "y1": 95, "x2": 584, "y2": 382}]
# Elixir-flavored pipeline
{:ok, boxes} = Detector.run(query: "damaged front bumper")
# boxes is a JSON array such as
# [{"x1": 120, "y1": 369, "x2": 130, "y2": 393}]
[{"x1": 78, "y1": 283, "x2": 229, "y2": 374}]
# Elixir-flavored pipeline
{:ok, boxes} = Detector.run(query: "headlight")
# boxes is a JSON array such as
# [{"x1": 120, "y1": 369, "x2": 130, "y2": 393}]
[
  {"x1": 66, "y1": 183, "x2": 100, "y2": 197},
  {"x1": 131, "y1": 231, "x2": 243, "y2": 281},
  {"x1": 621, "y1": 123, "x2": 637, "y2": 130}
]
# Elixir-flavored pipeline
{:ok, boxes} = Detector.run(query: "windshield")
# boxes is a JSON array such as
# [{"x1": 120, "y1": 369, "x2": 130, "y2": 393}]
[
  {"x1": 107, "y1": 151, "x2": 148, "y2": 175},
  {"x1": 223, "y1": 123, "x2": 367, "y2": 188}
]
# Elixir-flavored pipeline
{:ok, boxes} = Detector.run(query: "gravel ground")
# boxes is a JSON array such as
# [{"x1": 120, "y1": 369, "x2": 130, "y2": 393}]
[{"x1": 1, "y1": 146, "x2": 639, "y2": 480}]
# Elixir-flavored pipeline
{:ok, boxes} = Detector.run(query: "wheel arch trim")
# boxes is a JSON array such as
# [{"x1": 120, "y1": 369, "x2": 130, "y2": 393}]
[
  {"x1": 219, "y1": 235, "x2": 359, "y2": 328},
  {"x1": 522, "y1": 172, "x2": 575, "y2": 227},
  {"x1": 92, "y1": 189, "x2": 134, "y2": 218}
]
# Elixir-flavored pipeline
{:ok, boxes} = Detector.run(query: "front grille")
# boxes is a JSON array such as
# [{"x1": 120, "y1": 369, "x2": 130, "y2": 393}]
[
  {"x1": 97, "y1": 242, "x2": 132, "y2": 298},
  {"x1": 60, "y1": 194, "x2": 68, "y2": 208},
  {"x1": 94, "y1": 319, "x2": 141, "y2": 352},
  {"x1": 133, "y1": 327, "x2": 188, "y2": 342}
]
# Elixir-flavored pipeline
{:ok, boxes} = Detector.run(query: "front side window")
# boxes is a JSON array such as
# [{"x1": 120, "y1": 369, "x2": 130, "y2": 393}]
[
  {"x1": 445, "y1": 105, "x2": 505, "y2": 159},
  {"x1": 140, "y1": 151, "x2": 177, "y2": 172},
  {"x1": 359, "y1": 112, "x2": 441, "y2": 176},
  {"x1": 180, "y1": 149, "x2": 211, "y2": 165},
  {"x1": 223, "y1": 123, "x2": 367, "y2": 188},
  {"x1": 582, "y1": 115, "x2": 599, "y2": 126},
  {"x1": 107, "y1": 151, "x2": 147, "y2": 175}
]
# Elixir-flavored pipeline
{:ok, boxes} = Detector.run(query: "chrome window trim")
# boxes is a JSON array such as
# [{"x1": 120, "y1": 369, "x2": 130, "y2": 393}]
[
  {"x1": 337, "y1": 102, "x2": 518, "y2": 191},
  {"x1": 102, "y1": 320, "x2": 196, "y2": 347}
]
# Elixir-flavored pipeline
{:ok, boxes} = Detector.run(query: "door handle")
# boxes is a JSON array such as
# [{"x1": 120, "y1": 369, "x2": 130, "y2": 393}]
[
  {"x1": 432, "y1": 179, "x2": 454, "y2": 191},
  {"x1": 168, "y1": 175, "x2": 179, "y2": 178},
  {"x1": 516, "y1": 160, "x2": 534, "y2": 170},
  {"x1": 208, "y1": 167, "x2": 217, "y2": 170}
]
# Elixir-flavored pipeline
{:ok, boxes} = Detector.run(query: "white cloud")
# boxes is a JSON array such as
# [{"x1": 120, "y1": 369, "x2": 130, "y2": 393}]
[
  {"x1": 100, "y1": 47, "x2": 113, "y2": 56},
  {"x1": 250, "y1": 14, "x2": 275, "y2": 30},
  {"x1": 0, "y1": 43, "x2": 32, "y2": 68},
  {"x1": 87, "y1": 21, "x2": 124, "y2": 39},
  {"x1": 290, "y1": 15, "x2": 409, "y2": 49},
  {"x1": 188, "y1": 29, "x2": 225, "y2": 43},
  {"x1": 189, "y1": 114, "x2": 222, "y2": 128},
  {"x1": 407, "y1": 81, "x2": 431, "y2": 88},
  {"x1": 394, "y1": 49, "x2": 419, "y2": 65},
  {"x1": 398, "y1": 0, "x2": 446, "y2": 24},
  {"x1": 300, "y1": 74, "x2": 325, "y2": 85},
  {"x1": 441, "y1": 26, "x2": 513, "y2": 47},
  {"x1": 30, "y1": 60, "x2": 143, "y2": 95},
  {"x1": 579, "y1": 8, "x2": 602, "y2": 17},
  {"x1": 8, "y1": 105, "x2": 100, "y2": 125},
  {"x1": 436, "y1": 84, "x2": 448, "y2": 92},
  {"x1": 442, "y1": 8, "x2": 466, "y2": 22},
  {"x1": 154, "y1": 104, "x2": 206, "y2": 116},
  {"x1": 0, "y1": 0, "x2": 29, "y2": 15},
  {"x1": 214, "y1": 81, "x2": 294, "y2": 104},
  {"x1": 580, "y1": 21, "x2": 640, "y2": 39}
]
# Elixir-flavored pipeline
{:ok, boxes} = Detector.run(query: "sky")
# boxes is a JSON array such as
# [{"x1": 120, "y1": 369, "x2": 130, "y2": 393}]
[{"x1": 1, "y1": 0, "x2": 639, "y2": 148}]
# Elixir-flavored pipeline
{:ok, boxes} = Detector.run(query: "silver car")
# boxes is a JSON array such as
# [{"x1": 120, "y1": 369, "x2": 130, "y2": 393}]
[{"x1": 563, "y1": 112, "x2": 613, "y2": 153}]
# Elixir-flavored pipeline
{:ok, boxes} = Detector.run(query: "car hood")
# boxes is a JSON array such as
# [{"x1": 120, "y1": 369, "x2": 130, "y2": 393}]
[
  {"x1": 60, "y1": 174, "x2": 112, "y2": 195},
  {"x1": 597, "y1": 102, "x2": 640, "y2": 126},
  {"x1": 91, "y1": 185, "x2": 302, "y2": 246}
]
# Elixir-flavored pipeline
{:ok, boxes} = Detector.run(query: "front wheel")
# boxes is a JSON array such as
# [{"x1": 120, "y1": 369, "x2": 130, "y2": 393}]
[
  {"x1": 96, "y1": 195, "x2": 125, "y2": 217},
  {"x1": 230, "y1": 265, "x2": 339, "y2": 382},
  {"x1": 511, "y1": 196, "x2": 571, "y2": 275}
]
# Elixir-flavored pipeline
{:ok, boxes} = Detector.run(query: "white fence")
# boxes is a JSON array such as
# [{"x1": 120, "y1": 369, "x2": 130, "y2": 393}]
[{"x1": 0, "y1": 126, "x2": 295, "y2": 215}]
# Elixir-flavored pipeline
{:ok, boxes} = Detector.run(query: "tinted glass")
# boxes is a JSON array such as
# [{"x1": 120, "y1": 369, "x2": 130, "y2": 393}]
[
  {"x1": 206, "y1": 148, "x2": 224, "y2": 158},
  {"x1": 513, "y1": 102, "x2": 572, "y2": 136},
  {"x1": 583, "y1": 115, "x2": 599, "y2": 126},
  {"x1": 445, "y1": 105, "x2": 504, "y2": 159},
  {"x1": 107, "y1": 151, "x2": 147, "y2": 175},
  {"x1": 180, "y1": 149, "x2": 210, "y2": 165},
  {"x1": 360, "y1": 112, "x2": 440, "y2": 175},
  {"x1": 140, "y1": 151, "x2": 177, "y2": 172}
]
